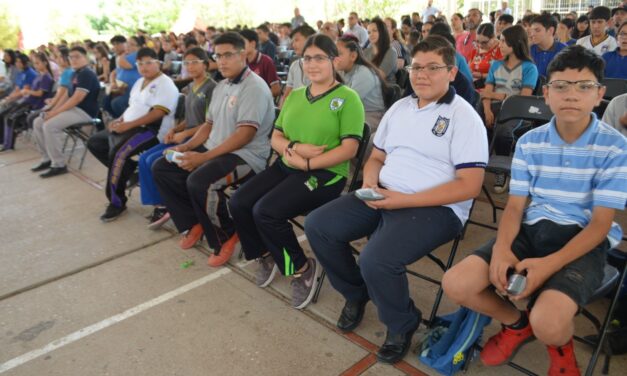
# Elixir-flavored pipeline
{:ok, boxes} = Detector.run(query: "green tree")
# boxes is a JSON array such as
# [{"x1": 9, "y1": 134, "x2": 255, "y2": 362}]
[
  {"x1": 0, "y1": 3, "x2": 19, "y2": 49},
  {"x1": 87, "y1": 0, "x2": 181, "y2": 35}
]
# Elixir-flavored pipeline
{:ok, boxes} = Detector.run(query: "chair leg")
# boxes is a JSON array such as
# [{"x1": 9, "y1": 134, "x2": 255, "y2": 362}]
[
  {"x1": 584, "y1": 265, "x2": 626, "y2": 376},
  {"x1": 78, "y1": 144, "x2": 88, "y2": 170},
  {"x1": 482, "y1": 185, "x2": 498, "y2": 223},
  {"x1": 62, "y1": 133, "x2": 70, "y2": 153},
  {"x1": 312, "y1": 269, "x2": 326, "y2": 304},
  {"x1": 427, "y1": 235, "x2": 462, "y2": 327}
]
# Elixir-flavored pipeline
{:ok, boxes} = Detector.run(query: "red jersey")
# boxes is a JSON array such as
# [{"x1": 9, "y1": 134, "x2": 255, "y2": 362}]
[
  {"x1": 468, "y1": 44, "x2": 503, "y2": 76},
  {"x1": 247, "y1": 52, "x2": 280, "y2": 88}
]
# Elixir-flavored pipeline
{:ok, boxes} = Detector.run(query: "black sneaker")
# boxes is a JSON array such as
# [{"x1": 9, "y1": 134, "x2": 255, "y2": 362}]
[
  {"x1": 147, "y1": 207, "x2": 170, "y2": 230},
  {"x1": 493, "y1": 173, "x2": 509, "y2": 194},
  {"x1": 40, "y1": 166, "x2": 68, "y2": 178},
  {"x1": 31, "y1": 160, "x2": 51, "y2": 172},
  {"x1": 100, "y1": 204, "x2": 127, "y2": 222}
]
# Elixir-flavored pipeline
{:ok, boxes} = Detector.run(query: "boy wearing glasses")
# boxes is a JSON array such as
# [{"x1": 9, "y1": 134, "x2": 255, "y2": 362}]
[
  {"x1": 305, "y1": 36, "x2": 487, "y2": 364},
  {"x1": 443, "y1": 46, "x2": 626, "y2": 376},
  {"x1": 87, "y1": 47, "x2": 179, "y2": 221}
]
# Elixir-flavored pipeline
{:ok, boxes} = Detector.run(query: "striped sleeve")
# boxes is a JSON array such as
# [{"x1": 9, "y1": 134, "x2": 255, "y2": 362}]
[
  {"x1": 509, "y1": 139, "x2": 531, "y2": 197},
  {"x1": 592, "y1": 149, "x2": 627, "y2": 209}
]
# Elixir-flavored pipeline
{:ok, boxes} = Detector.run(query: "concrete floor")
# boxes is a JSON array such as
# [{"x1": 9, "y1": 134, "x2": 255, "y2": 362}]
[{"x1": 0, "y1": 139, "x2": 625, "y2": 376}]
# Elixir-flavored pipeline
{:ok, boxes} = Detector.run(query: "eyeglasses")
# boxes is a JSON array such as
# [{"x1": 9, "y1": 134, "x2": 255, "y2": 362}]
[
  {"x1": 302, "y1": 55, "x2": 332, "y2": 64},
  {"x1": 212, "y1": 51, "x2": 241, "y2": 61},
  {"x1": 182, "y1": 59, "x2": 204, "y2": 66},
  {"x1": 618, "y1": 32, "x2": 627, "y2": 38},
  {"x1": 545, "y1": 80, "x2": 603, "y2": 93},
  {"x1": 405, "y1": 64, "x2": 452, "y2": 75},
  {"x1": 136, "y1": 60, "x2": 160, "y2": 66},
  {"x1": 68, "y1": 54, "x2": 83, "y2": 60}
]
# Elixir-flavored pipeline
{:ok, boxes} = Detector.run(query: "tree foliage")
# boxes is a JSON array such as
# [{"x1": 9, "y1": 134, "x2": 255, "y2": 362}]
[
  {"x1": 0, "y1": 2, "x2": 19, "y2": 49},
  {"x1": 87, "y1": 0, "x2": 181, "y2": 35}
]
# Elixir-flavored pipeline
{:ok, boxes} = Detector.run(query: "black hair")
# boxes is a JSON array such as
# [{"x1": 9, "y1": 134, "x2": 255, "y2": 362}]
[
  {"x1": 589, "y1": 6, "x2": 611, "y2": 21},
  {"x1": 184, "y1": 47, "x2": 209, "y2": 68},
  {"x1": 531, "y1": 13, "x2": 558, "y2": 34},
  {"x1": 498, "y1": 14, "x2": 514, "y2": 24},
  {"x1": 110, "y1": 35, "x2": 127, "y2": 44},
  {"x1": 69, "y1": 46, "x2": 88, "y2": 56},
  {"x1": 522, "y1": 13, "x2": 538, "y2": 26},
  {"x1": 477, "y1": 23, "x2": 495, "y2": 38},
  {"x1": 302, "y1": 34, "x2": 342, "y2": 84},
  {"x1": 183, "y1": 36, "x2": 198, "y2": 48},
  {"x1": 501, "y1": 25, "x2": 532, "y2": 62},
  {"x1": 551, "y1": 12, "x2": 562, "y2": 21},
  {"x1": 337, "y1": 35, "x2": 392, "y2": 108},
  {"x1": 560, "y1": 18, "x2": 575, "y2": 30},
  {"x1": 573, "y1": 15, "x2": 591, "y2": 38},
  {"x1": 3, "y1": 49, "x2": 16, "y2": 66},
  {"x1": 547, "y1": 45, "x2": 605, "y2": 82},
  {"x1": 290, "y1": 24, "x2": 316, "y2": 39},
  {"x1": 58, "y1": 46, "x2": 70, "y2": 64},
  {"x1": 130, "y1": 36, "x2": 143, "y2": 47},
  {"x1": 239, "y1": 29, "x2": 259, "y2": 47},
  {"x1": 369, "y1": 17, "x2": 391, "y2": 68},
  {"x1": 428, "y1": 22, "x2": 457, "y2": 46},
  {"x1": 15, "y1": 53, "x2": 30, "y2": 70},
  {"x1": 256, "y1": 24, "x2": 270, "y2": 33},
  {"x1": 214, "y1": 32, "x2": 246, "y2": 50},
  {"x1": 411, "y1": 35, "x2": 456, "y2": 67},
  {"x1": 33, "y1": 52, "x2": 53, "y2": 77},
  {"x1": 137, "y1": 47, "x2": 158, "y2": 60}
]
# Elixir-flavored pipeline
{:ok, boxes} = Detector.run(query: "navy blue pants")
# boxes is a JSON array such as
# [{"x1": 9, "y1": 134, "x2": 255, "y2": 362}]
[{"x1": 305, "y1": 193, "x2": 462, "y2": 335}]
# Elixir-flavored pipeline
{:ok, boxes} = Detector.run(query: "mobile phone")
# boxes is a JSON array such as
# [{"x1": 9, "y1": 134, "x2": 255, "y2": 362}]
[
  {"x1": 355, "y1": 188, "x2": 385, "y2": 201},
  {"x1": 165, "y1": 149, "x2": 184, "y2": 164},
  {"x1": 505, "y1": 268, "x2": 527, "y2": 296}
]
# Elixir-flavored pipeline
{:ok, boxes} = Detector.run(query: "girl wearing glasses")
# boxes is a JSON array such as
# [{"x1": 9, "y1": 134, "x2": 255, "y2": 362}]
[
  {"x1": 229, "y1": 34, "x2": 364, "y2": 309},
  {"x1": 468, "y1": 23, "x2": 502, "y2": 89}
]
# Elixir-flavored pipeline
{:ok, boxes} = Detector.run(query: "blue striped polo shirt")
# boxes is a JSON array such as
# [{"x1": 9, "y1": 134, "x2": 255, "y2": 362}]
[{"x1": 510, "y1": 113, "x2": 627, "y2": 247}]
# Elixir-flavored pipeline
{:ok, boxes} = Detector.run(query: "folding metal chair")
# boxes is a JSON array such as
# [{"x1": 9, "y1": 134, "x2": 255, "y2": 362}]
[{"x1": 601, "y1": 78, "x2": 627, "y2": 101}]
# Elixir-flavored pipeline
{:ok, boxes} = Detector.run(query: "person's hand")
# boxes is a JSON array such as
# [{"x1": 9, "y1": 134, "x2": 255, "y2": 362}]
[
  {"x1": 163, "y1": 128, "x2": 176, "y2": 144},
  {"x1": 510, "y1": 257, "x2": 558, "y2": 301},
  {"x1": 44, "y1": 98, "x2": 52, "y2": 105},
  {"x1": 292, "y1": 143, "x2": 326, "y2": 159},
  {"x1": 172, "y1": 132, "x2": 187, "y2": 144},
  {"x1": 177, "y1": 151, "x2": 206, "y2": 171},
  {"x1": 489, "y1": 243, "x2": 520, "y2": 294},
  {"x1": 283, "y1": 147, "x2": 308, "y2": 170},
  {"x1": 484, "y1": 107, "x2": 495, "y2": 129},
  {"x1": 43, "y1": 111, "x2": 57, "y2": 121},
  {"x1": 363, "y1": 188, "x2": 409, "y2": 210},
  {"x1": 109, "y1": 120, "x2": 132, "y2": 134}
]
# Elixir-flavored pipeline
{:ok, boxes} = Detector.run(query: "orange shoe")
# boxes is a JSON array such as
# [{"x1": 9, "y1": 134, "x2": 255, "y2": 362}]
[
  {"x1": 179, "y1": 224, "x2": 203, "y2": 249},
  {"x1": 480, "y1": 320, "x2": 534, "y2": 366},
  {"x1": 547, "y1": 339, "x2": 581, "y2": 376},
  {"x1": 207, "y1": 233, "x2": 240, "y2": 267}
]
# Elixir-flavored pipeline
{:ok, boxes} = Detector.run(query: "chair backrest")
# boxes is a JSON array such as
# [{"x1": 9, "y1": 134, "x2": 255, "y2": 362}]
[
  {"x1": 601, "y1": 78, "x2": 627, "y2": 101},
  {"x1": 174, "y1": 94, "x2": 186, "y2": 122},
  {"x1": 171, "y1": 61, "x2": 182, "y2": 76},
  {"x1": 347, "y1": 123, "x2": 372, "y2": 191},
  {"x1": 395, "y1": 68, "x2": 409, "y2": 90},
  {"x1": 496, "y1": 95, "x2": 554, "y2": 124},
  {"x1": 533, "y1": 75, "x2": 547, "y2": 96}
]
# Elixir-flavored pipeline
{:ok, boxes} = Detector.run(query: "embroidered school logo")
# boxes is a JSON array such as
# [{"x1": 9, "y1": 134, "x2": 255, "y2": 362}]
[
  {"x1": 432, "y1": 115, "x2": 450, "y2": 137},
  {"x1": 149, "y1": 84, "x2": 157, "y2": 94},
  {"x1": 228, "y1": 95, "x2": 237, "y2": 108},
  {"x1": 329, "y1": 97, "x2": 345, "y2": 111}
]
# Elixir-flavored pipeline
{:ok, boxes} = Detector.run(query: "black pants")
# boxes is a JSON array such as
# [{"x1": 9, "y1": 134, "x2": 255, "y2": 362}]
[
  {"x1": 305, "y1": 194, "x2": 462, "y2": 335},
  {"x1": 152, "y1": 148, "x2": 250, "y2": 250},
  {"x1": 229, "y1": 160, "x2": 346, "y2": 276},
  {"x1": 87, "y1": 128, "x2": 159, "y2": 207}
]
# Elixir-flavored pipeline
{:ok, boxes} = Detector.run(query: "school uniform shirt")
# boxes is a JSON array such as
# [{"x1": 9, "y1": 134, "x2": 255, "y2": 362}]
[
  {"x1": 341, "y1": 64, "x2": 385, "y2": 113},
  {"x1": 576, "y1": 34, "x2": 618, "y2": 56},
  {"x1": 602, "y1": 50, "x2": 627, "y2": 79},
  {"x1": 260, "y1": 41, "x2": 277, "y2": 61},
  {"x1": 486, "y1": 60, "x2": 539, "y2": 97},
  {"x1": 455, "y1": 52, "x2": 474, "y2": 82},
  {"x1": 530, "y1": 41, "x2": 567, "y2": 77},
  {"x1": 601, "y1": 93, "x2": 627, "y2": 136},
  {"x1": 116, "y1": 51, "x2": 141, "y2": 88},
  {"x1": 510, "y1": 113, "x2": 627, "y2": 247},
  {"x1": 69, "y1": 66, "x2": 100, "y2": 118},
  {"x1": 204, "y1": 67, "x2": 274, "y2": 173},
  {"x1": 59, "y1": 68, "x2": 74, "y2": 88},
  {"x1": 286, "y1": 58, "x2": 309, "y2": 89},
  {"x1": 373, "y1": 87, "x2": 489, "y2": 224},
  {"x1": 122, "y1": 74, "x2": 179, "y2": 142},
  {"x1": 247, "y1": 52, "x2": 280, "y2": 89},
  {"x1": 23, "y1": 73, "x2": 54, "y2": 109},
  {"x1": 15, "y1": 67, "x2": 37, "y2": 89},
  {"x1": 276, "y1": 84, "x2": 365, "y2": 178},
  {"x1": 469, "y1": 45, "x2": 503, "y2": 77},
  {"x1": 183, "y1": 77, "x2": 216, "y2": 128}
]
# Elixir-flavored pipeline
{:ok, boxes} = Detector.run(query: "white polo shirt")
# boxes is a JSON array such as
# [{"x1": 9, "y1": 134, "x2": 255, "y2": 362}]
[
  {"x1": 576, "y1": 35, "x2": 618, "y2": 56},
  {"x1": 373, "y1": 87, "x2": 489, "y2": 223},
  {"x1": 123, "y1": 73, "x2": 179, "y2": 142}
]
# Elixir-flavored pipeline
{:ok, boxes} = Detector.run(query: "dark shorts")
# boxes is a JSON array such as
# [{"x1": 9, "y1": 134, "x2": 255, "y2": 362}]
[{"x1": 473, "y1": 220, "x2": 609, "y2": 307}]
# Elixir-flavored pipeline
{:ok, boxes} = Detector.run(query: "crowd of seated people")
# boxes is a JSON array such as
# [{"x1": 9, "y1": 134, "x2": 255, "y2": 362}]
[{"x1": 1, "y1": 4, "x2": 626, "y2": 375}]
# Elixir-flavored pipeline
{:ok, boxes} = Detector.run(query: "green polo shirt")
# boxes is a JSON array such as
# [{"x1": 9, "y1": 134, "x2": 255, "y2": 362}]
[{"x1": 276, "y1": 84, "x2": 365, "y2": 177}]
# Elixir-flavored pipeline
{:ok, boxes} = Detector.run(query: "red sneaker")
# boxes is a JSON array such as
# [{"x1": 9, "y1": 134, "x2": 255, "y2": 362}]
[
  {"x1": 207, "y1": 233, "x2": 240, "y2": 267},
  {"x1": 179, "y1": 224, "x2": 203, "y2": 249},
  {"x1": 547, "y1": 339, "x2": 581, "y2": 376},
  {"x1": 480, "y1": 321, "x2": 534, "y2": 366}
]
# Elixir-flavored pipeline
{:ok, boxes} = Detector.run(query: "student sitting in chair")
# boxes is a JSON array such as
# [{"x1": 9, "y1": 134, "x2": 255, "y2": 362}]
[{"x1": 442, "y1": 45, "x2": 626, "y2": 376}]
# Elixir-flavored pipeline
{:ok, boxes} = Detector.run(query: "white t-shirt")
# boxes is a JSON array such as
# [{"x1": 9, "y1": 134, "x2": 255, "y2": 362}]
[
  {"x1": 286, "y1": 58, "x2": 309, "y2": 89},
  {"x1": 373, "y1": 87, "x2": 489, "y2": 223},
  {"x1": 576, "y1": 35, "x2": 618, "y2": 56},
  {"x1": 122, "y1": 74, "x2": 179, "y2": 142},
  {"x1": 422, "y1": 6, "x2": 440, "y2": 22}
]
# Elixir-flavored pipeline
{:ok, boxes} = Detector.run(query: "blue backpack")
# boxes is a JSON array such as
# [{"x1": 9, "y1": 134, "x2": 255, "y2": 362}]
[{"x1": 419, "y1": 307, "x2": 492, "y2": 376}]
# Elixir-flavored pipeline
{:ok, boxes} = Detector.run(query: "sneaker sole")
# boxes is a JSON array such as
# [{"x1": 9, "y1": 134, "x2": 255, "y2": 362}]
[
  {"x1": 147, "y1": 213, "x2": 171, "y2": 231},
  {"x1": 258, "y1": 264, "x2": 278, "y2": 288},
  {"x1": 293, "y1": 260, "x2": 319, "y2": 310}
]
